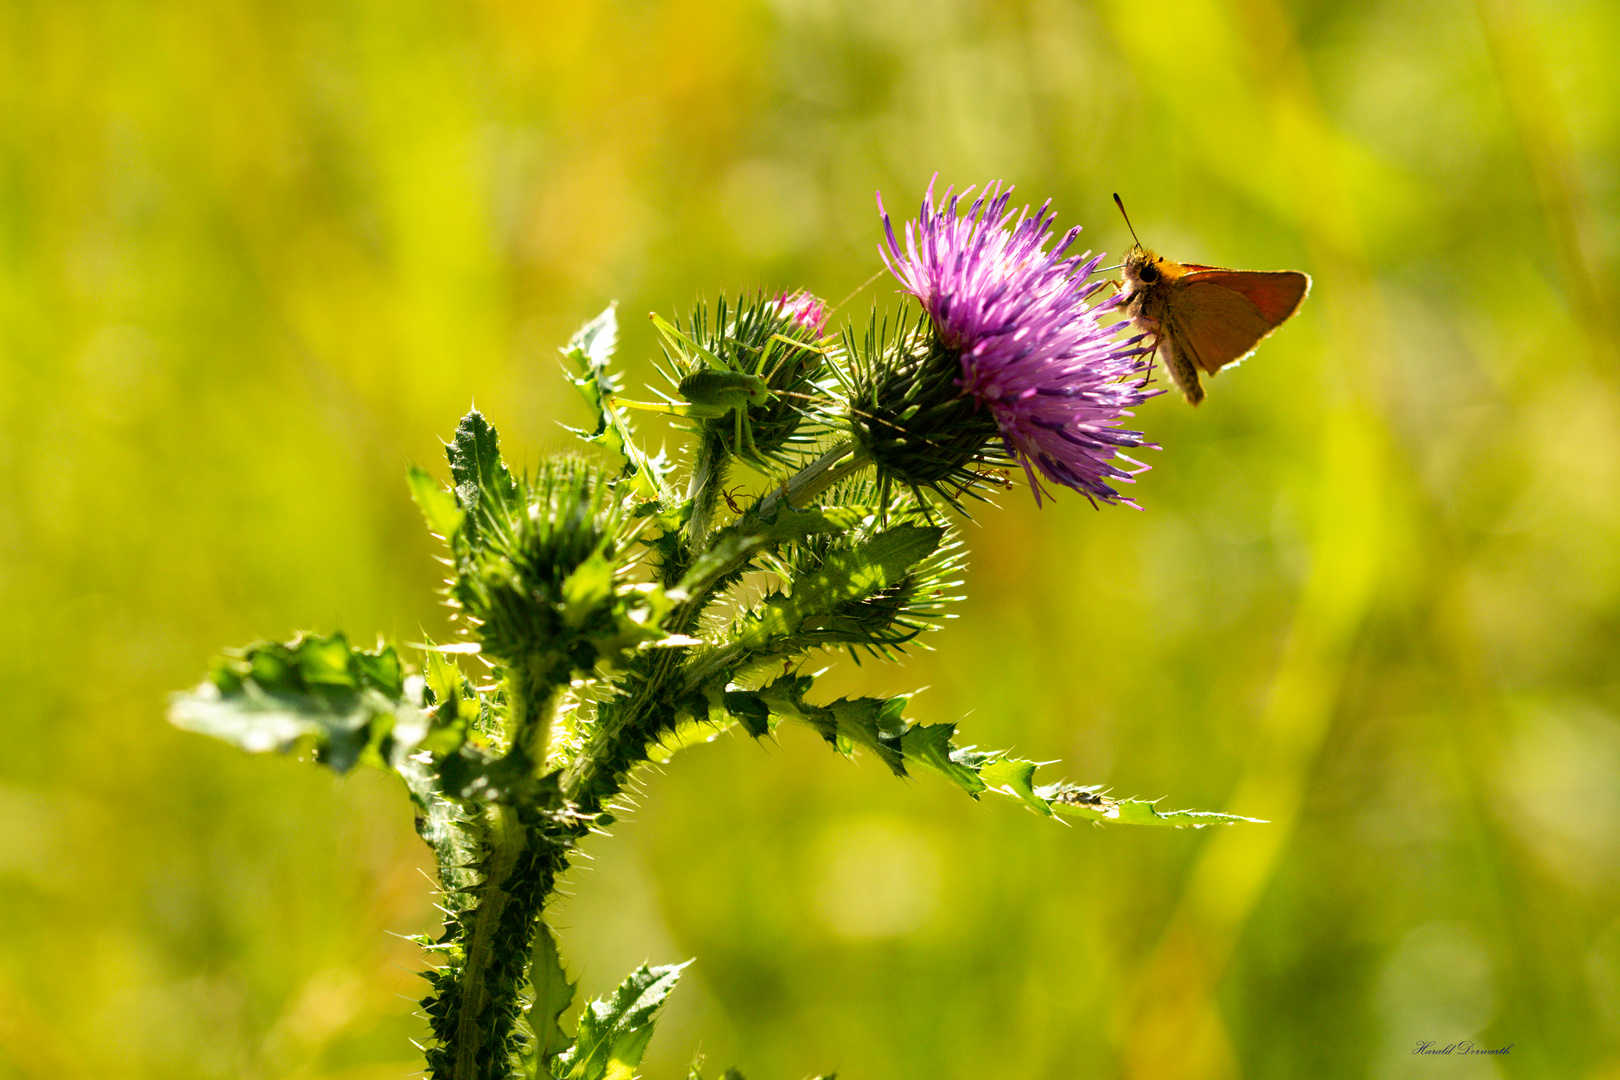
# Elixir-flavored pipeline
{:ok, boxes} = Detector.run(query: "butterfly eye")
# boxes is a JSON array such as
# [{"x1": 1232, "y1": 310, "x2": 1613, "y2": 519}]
[{"x1": 1138, "y1": 264, "x2": 1161, "y2": 283}]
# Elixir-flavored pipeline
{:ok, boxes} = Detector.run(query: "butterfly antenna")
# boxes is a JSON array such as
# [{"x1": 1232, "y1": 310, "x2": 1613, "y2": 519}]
[{"x1": 1113, "y1": 193, "x2": 1142, "y2": 246}]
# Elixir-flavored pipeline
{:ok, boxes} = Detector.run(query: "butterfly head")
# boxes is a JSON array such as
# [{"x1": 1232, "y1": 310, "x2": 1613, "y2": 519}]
[{"x1": 1122, "y1": 245, "x2": 1167, "y2": 289}]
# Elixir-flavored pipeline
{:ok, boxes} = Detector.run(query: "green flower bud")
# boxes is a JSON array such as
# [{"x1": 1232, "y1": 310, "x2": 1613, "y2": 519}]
[{"x1": 657, "y1": 291, "x2": 831, "y2": 466}]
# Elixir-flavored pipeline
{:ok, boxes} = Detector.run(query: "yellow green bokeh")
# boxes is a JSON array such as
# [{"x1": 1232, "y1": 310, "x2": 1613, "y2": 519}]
[{"x1": 3, "y1": 0, "x2": 1617, "y2": 1076}]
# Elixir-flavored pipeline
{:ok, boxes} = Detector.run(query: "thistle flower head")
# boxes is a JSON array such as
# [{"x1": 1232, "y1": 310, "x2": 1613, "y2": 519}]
[{"x1": 877, "y1": 179, "x2": 1157, "y2": 506}]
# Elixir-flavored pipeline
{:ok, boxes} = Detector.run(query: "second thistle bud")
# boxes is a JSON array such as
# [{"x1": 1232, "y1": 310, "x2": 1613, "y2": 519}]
[{"x1": 660, "y1": 291, "x2": 831, "y2": 467}]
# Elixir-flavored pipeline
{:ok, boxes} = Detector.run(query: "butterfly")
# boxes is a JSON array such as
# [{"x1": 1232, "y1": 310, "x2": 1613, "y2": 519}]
[{"x1": 1114, "y1": 194, "x2": 1310, "y2": 405}]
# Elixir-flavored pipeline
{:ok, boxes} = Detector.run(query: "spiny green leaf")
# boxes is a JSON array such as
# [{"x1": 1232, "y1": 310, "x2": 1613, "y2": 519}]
[
  {"x1": 409, "y1": 465, "x2": 465, "y2": 539},
  {"x1": 676, "y1": 503, "x2": 869, "y2": 597},
  {"x1": 898, "y1": 722, "x2": 985, "y2": 794},
  {"x1": 1043, "y1": 784, "x2": 1267, "y2": 828},
  {"x1": 722, "y1": 680, "x2": 906, "y2": 774},
  {"x1": 448, "y1": 409, "x2": 519, "y2": 524},
  {"x1": 571, "y1": 302, "x2": 620, "y2": 379},
  {"x1": 979, "y1": 755, "x2": 1054, "y2": 817},
  {"x1": 522, "y1": 924, "x2": 577, "y2": 1079},
  {"x1": 419, "y1": 648, "x2": 481, "y2": 752},
  {"x1": 557, "y1": 962, "x2": 689, "y2": 1080},
  {"x1": 830, "y1": 695, "x2": 907, "y2": 771},
  {"x1": 646, "y1": 712, "x2": 738, "y2": 763},
  {"x1": 683, "y1": 522, "x2": 942, "y2": 685},
  {"x1": 562, "y1": 304, "x2": 672, "y2": 501},
  {"x1": 723, "y1": 679, "x2": 1259, "y2": 829},
  {"x1": 412, "y1": 788, "x2": 479, "y2": 899},
  {"x1": 721, "y1": 690, "x2": 772, "y2": 738},
  {"x1": 169, "y1": 633, "x2": 422, "y2": 775}
]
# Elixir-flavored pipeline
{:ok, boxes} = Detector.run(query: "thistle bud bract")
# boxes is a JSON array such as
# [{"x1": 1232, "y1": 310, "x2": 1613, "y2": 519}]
[
  {"x1": 847, "y1": 310, "x2": 1004, "y2": 491},
  {"x1": 447, "y1": 450, "x2": 637, "y2": 669}
]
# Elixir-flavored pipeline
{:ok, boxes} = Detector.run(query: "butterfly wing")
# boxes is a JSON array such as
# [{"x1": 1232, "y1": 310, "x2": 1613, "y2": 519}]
[{"x1": 1171, "y1": 271, "x2": 1309, "y2": 375}]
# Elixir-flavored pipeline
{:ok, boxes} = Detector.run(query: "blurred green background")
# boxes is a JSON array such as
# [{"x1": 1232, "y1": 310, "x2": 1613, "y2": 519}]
[{"x1": 3, "y1": 0, "x2": 1618, "y2": 1077}]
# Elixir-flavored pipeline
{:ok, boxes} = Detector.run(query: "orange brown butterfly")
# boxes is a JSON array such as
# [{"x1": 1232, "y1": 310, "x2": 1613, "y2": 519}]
[{"x1": 1113, "y1": 194, "x2": 1310, "y2": 405}]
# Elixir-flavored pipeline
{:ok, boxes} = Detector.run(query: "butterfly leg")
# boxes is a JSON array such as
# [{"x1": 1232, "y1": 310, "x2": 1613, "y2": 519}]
[{"x1": 1134, "y1": 337, "x2": 1157, "y2": 391}]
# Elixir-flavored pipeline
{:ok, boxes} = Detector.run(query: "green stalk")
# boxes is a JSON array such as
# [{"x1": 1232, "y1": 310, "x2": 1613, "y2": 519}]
[
  {"x1": 507, "y1": 652, "x2": 567, "y2": 773},
  {"x1": 425, "y1": 802, "x2": 580, "y2": 1080},
  {"x1": 447, "y1": 807, "x2": 526, "y2": 1080},
  {"x1": 424, "y1": 661, "x2": 578, "y2": 1080},
  {"x1": 431, "y1": 437, "x2": 876, "y2": 1076}
]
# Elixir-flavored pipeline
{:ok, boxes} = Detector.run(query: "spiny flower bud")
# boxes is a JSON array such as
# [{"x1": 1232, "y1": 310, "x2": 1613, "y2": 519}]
[
  {"x1": 660, "y1": 291, "x2": 831, "y2": 467},
  {"x1": 449, "y1": 453, "x2": 633, "y2": 668}
]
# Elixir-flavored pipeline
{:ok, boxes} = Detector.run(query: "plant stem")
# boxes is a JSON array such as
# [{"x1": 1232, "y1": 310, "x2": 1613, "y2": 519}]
[
  {"x1": 508, "y1": 653, "x2": 566, "y2": 773},
  {"x1": 431, "y1": 436, "x2": 876, "y2": 1076},
  {"x1": 447, "y1": 807, "x2": 524, "y2": 1080}
]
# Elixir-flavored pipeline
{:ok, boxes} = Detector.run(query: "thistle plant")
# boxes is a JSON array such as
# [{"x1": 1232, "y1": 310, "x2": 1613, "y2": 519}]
[{"x1": 170, "y1": 180, "x2": 1258, "y2": 1080}]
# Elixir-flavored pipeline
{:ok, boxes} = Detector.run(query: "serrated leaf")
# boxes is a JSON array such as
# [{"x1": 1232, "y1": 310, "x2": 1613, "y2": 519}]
[
  {"x1": 1043, "y1": 785, "x2": 1267, "y2": 828},
  {"x1": 647, "y1": 713, "x2": 737, "y2": 763},
  {"x1": 419, "y1": 649, "x2": 476, "y2": 749},
  {"x1": 409, "y1": 465, "x2": 465, "y2": 539},
  {"x1": 557, "y1": 962, "x2": 689, "y2": 1080},
  {"x1": 571, "y1": 303, "x2": 620, "y2": 376},
  {"x1": 682, "y1": 522, "x2": 941, "y2": 686},
  {"x1": 816, "y1": 696, "x2": 906, "y2": 775},
  {"x1": 447, "y1": 410, "x2": 519, "y2": 524},
  {"x1": 733, "y1": 679, "x2": 907, "y2": 773},
  {"x1": 523, "y1": 924, "x2": 577, "y2": 1079},
  {"x1": 979, "y1": 755, "x2": 1054, "y2": 817},
  {"x1": 169, "y1": 633, "x2": 423, "y2": 775},
  {"x1": 562, "y1": 304, "x2": 671, "y2": 501},
  {"x1": 721, "y1": 691, "x2": 772, "y2": 738},
  {"x1": 676, "y1": 503, "x2": 869, "y2": 598},
  {"x1": 742, "y1": 680, "x2": 1260, "y2": 830},
  {"x1": 743, "y1": 524, "x2": 940, "y2": 649},
  {"x1": 898, "y1": 722, "x2": 985, "y2": 794},
  {"x1": 351, "y1": 646, "x2": 405, "y2": 696}
]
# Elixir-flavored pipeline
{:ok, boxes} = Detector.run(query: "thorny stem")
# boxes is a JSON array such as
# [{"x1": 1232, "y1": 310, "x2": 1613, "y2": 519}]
[
  {"x1": 434, "y1": 437, "x2": 877, "y2": 1079},
  {"x1": 447, "y1": 808, "x2": 523, "y2": 1080},
  {"x1": 506, "y1": 653, "x2": 567, "y2": 771},
  {"x1": 559, "y1": 439, "x2": 868, "y2": 811}
]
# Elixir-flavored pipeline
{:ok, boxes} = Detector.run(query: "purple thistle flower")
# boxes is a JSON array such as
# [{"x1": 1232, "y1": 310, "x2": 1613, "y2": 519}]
[{"x1": 877, "y1": 179, "x2": 1157, "y2": 506}]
